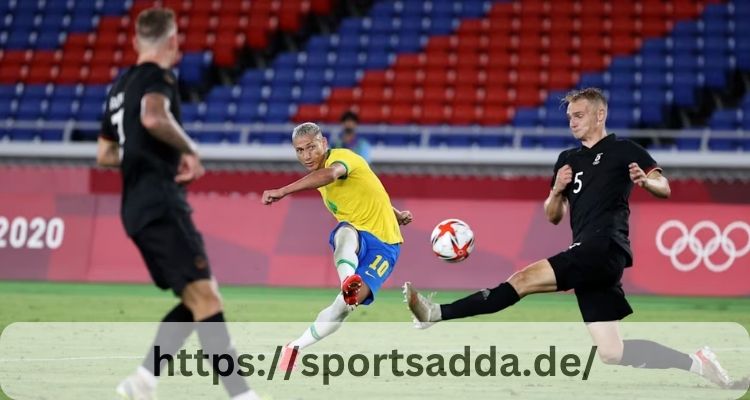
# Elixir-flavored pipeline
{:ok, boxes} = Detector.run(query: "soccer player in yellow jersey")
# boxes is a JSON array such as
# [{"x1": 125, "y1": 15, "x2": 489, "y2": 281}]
[{"x1": 262, "y1": 122, "x2": 412, "y2": 357}]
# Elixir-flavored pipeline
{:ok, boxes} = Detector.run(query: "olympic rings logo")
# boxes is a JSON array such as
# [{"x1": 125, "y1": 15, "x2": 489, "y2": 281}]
[{"x1": 655, "y1": 220, "x2": 750, "y2": 272}]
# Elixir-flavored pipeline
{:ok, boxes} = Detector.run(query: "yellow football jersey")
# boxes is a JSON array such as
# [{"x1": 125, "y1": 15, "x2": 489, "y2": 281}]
[{"x1": 317, "y1": 149, "x2": 403, "y2": 244}]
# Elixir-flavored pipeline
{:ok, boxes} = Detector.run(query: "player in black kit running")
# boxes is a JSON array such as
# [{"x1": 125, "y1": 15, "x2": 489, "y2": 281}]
[
  {"x1": 96, "y1": 7, "x2": 258, "y2": 400},
  {"x1": 404, "y1": 88, "x2": 734, "y2": 389}
]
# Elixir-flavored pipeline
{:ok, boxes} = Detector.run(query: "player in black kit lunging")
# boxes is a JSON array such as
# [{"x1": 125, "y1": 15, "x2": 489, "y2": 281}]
[
  {"x1": 97, "y1": 7, "x2": 258, "y2": 400},
  {"x1": 404, "y1": 88, "x2": 734, "y2": 389}
]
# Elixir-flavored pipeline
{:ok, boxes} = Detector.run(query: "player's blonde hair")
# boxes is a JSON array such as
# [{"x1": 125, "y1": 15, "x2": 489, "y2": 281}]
[
  {"x1": 135, "y1": 8, "x2": 176, "y2": 45},
  {"x1": 563, "y1": 87, "x2": 608, "y2": 109},
  {"x1": 292, "y1": 122, "x2": 323, "y2": 140}
]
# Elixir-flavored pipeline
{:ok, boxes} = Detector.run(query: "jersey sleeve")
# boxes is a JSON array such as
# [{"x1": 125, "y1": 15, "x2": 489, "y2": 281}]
[
  {"x1": 550, "y1": 150, "x2": 570, "y2": 188},
  {"x1": 627, "y1": 140, "x2": 662, "y2": 174},
  {"x1": 327, "y1": 150, "x2": 363, "y2": 179},
  {"x1": 143, "y1": 69, "x2": 176, "y2": 99}
]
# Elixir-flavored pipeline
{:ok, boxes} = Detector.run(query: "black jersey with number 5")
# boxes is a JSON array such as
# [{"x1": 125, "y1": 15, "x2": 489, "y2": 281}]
[
  {"x1": 550, "y1": 134, "x2": 661, "y2": 266},
  {"x1": 100, "y1": 62, "x2": 189, "y2": 236}
]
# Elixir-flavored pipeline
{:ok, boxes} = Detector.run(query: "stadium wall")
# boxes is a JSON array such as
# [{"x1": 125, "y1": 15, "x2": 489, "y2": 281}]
[{"x1": 0, "y1": 167, "x2": 748, "y2": 296}]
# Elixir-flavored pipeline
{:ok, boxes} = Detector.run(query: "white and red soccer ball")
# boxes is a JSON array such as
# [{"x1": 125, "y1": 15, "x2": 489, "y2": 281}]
[{"x1": 430, "y1": 218, "x2": 475, "y2": 262}]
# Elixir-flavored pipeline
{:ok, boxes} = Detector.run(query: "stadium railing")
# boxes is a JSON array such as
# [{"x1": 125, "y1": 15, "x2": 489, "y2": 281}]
[{"x1": 0, "y1": 120, "x2": 747, "y2": 168}]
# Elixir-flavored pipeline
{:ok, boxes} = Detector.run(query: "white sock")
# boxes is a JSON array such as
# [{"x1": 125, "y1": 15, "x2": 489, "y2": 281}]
[
  {"x1": 689, "y1": 354, "x2": 702, "y2": 375},
  {"x1": 136, "y1": 365, "x2": 158, "y2": 389},
  {"x1": 289, "y1": 295, "x2": 351, "y2": 350},
  {"x1": 333, "y1": 226, "x2": 359, "y2": 283},
  {"x1": 231, "y1": 390, "x2": 261, "y2": 400}
]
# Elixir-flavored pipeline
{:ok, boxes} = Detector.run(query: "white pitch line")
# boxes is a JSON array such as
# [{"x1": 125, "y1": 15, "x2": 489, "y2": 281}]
[{"x1": 0, "y1": 355, "x2": 141, "y2": 362}]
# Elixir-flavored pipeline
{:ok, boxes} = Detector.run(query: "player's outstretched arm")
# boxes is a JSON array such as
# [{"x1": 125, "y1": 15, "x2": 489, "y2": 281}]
[
  {"x1": 262, "y1": 163, "x2": 347, "y2": 205},
  {"x1": 629, "y1": 163, "x2": 671, "y2": 199},
  {"x1": 140, "y1": 93, "x2": 198, "y2": 155},
  {"x1": 544, "y1": 164, "x2": 571, "y2": 224},
  {"x1": 96, "y1": 136, "x2": 121, "y2": 167},
  {"x1": 393, "y1": 207, "x2": 413, "y2": 225}
]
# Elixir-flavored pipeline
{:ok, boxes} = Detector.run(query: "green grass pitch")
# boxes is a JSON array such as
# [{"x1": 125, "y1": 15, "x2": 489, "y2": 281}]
[{"x1": 1, "y1": 281, "x2": 748, "y2": 399}]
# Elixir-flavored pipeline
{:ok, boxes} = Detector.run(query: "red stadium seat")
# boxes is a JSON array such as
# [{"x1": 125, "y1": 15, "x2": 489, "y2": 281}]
[{"x1": 294, "y1": 104, "x2": 327, "y2": 123}]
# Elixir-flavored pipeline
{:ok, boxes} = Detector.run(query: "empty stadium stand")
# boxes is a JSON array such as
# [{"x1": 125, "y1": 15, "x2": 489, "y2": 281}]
[{"x1": 0, "y1": 0, "x2": 746, "y2": 151}]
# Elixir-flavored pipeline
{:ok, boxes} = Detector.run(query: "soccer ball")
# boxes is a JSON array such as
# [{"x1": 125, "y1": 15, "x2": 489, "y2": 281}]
[{"x1": 430, "y1": 219, "x2": 475, "y2": 263}]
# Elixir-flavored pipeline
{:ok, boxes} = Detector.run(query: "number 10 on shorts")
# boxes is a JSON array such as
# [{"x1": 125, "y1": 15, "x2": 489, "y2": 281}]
[{"x1": 368, "y1": 255, "x2": 389, "y2": 277}]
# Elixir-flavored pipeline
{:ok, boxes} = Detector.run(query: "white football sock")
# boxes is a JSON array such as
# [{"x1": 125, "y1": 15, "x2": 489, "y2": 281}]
[
  {"x1": 136, "y1": 365, "x2": 158, "y2": 389},
  {"x1": 231, "y1": 390, "x2": 261, "y2": 400},
  {"x1": 333, "y1": 226, "x2": 359, "y2": 283},
  {"x1": 289, "y1": 295, "x2": 352, "y2": 350}
]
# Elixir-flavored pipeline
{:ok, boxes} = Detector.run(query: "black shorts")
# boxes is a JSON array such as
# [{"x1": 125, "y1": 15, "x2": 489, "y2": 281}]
[
  {"x1": 548, "y1": 237, "x2": 633, "y2": 323},
  {"x1": 132, "y1": 211, "x2": 212, "y2": 296}
]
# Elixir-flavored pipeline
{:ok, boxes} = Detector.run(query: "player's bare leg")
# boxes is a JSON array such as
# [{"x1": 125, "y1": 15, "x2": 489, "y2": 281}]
[
  {"x1": 282, "y1": 226, "x2": 367, "y2": 368},
  {"x1": 587, "y1": 320, "x2": 732, "y2": 388},
  {"x1": 405, "y1": 259, "x2": 557, "y2": 327}
]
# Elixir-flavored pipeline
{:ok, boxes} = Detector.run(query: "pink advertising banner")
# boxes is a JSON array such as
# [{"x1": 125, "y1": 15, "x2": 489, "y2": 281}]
[{"x1": 0, "y1": 193, "x2": 747, "y2": 296}]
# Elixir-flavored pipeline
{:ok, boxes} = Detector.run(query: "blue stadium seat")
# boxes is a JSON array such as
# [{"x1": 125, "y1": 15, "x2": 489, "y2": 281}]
[
  {"x1": 578, "y1": 73, "x2": 606, "y2": 89},
  {"x1": 641, "y1": 39, "x2": 668, "y2": 58},
  {"x1": 306, "y1": 36, "x2": 330, "y2": 53},
  {"x1": 68, "y1": 14, "x2": 95, "y2": 32},
  {"x1": 379, "y1": 133, "x2": 420, "y2": 146},
  {"x1": 268, "y1": 86, "x2": 294, "y2": 103},
  {"x1": 708, "y1": 110, "x2": 740, "y2": 130},
  {"x1": 513, "y1": 108, "x2": 539, "y2": 127},
  {"x1": 249, "y1": 132, "x2": 290, "y2": 144},
  {"x1": 40, "y1": 129, "x2": 63, "y2": 141},
  {"x1": 21, "y1": 85, "x2": 50, "y2": 100},
  {"x1": 0, "y1": 85, "x2": 18, "y2": 100},
  {"x1": 9, "y1": 129, "x2": 38, "y2": 141},
  {"x1": 672, "y1": 37, "x2": 699, "y2": 54},
  {"x1": 425, "y1": 16, "x2": 456, "y2": 35},
  {"x1": 273, "y1": 53, "x2": 298, "y2": 70},
  {"x1": 330, "y1": 68, "x2": 359, "y2": 86},
  {"x1": 429, "y1": 134, "x2": 472, "y2": 147},
  {"x1": 178, "y1": 52, "x2": 212, "y2": 86},
  {"x1": 609, "y1": 58, "x2": 637, "y2": 74},
  {"x1": 610, "y1": 72, "x2": 637, "y2": 89},
  {"x1": 671, "y1": 54, "x2": 701, "y2": 72},
  {"x1": 193, "y1": 131, "x2": 225, "y2": 144},
  {"x1": 6, "y1": 31, "x2": 32, "y2": 49},
  {"x1": 0, "y1": 99, "x2": 15, "y2": 118},
  {"x1": 77, "y1": 100, "x2": 104, "y2": 120},
  {"x1": 82, "y1": 85, "x2": 109, "y2": 101},
  {"x1": 394, "y1": 32, "x2": 423, "y2": 52},
  {"x1": 641, "y1": 71, "x2": 669, "y2": 91},
  {"x1": 17, "y1": 99, "x2": 45, "y2": 119},
  {"x1": 36, "y1": 31, "x2": 63, "y2": 49},
  {"x1": 704, "y1": 67, "x2": 728, "y2": 89},
  {"x1": 364, "y1": 51, "x2": 391, "y2": 69},
  {"x1": 671, "y1": 21, "x2": 699, "y2": 39},
  {"x1": 233, "y1": 103, "x2": 263, "y2": 123},
  {"x1": 101, "y1": 2, "x2": 128, "y2": 15},
  {"x1": 475, "y1": 134, "x2": 513, "y2": 148},
  {"x1": 207, "y1": 86, "x2": 237, "y2": 103},
  {"x1": 607, "y1": 108, "x2": 634, "y2": 129},
  {"x1": 708, "y1": 138, "x2": 741, "y2": 151},
  {"x1": 298, "y1": 85, "x2": 326, "y2": 103},
  {"x1": 47, "y1": 100, "x2": 76, "y2": 120},
  {"x1": 240, "y1": 70, "x2": 266, "y2": 87},
  {"x1": 180, "y1": 104, "x2": 200, "y2": 122},
  {"x1": 460, "y1": 0, "x2": 488, "y2": 18},
  {"x1": 204, "y1": 103, "x2": 231, "y2": 123},
  {"x1": 639, "y1": 99, "x2": 666, "y2": 126},
  {"x1": 265, "y1": 103, "x2": 292, "y2": 122},
  {"x1": 339, "y1": 18, "x2": 362, "y2": 36}
]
